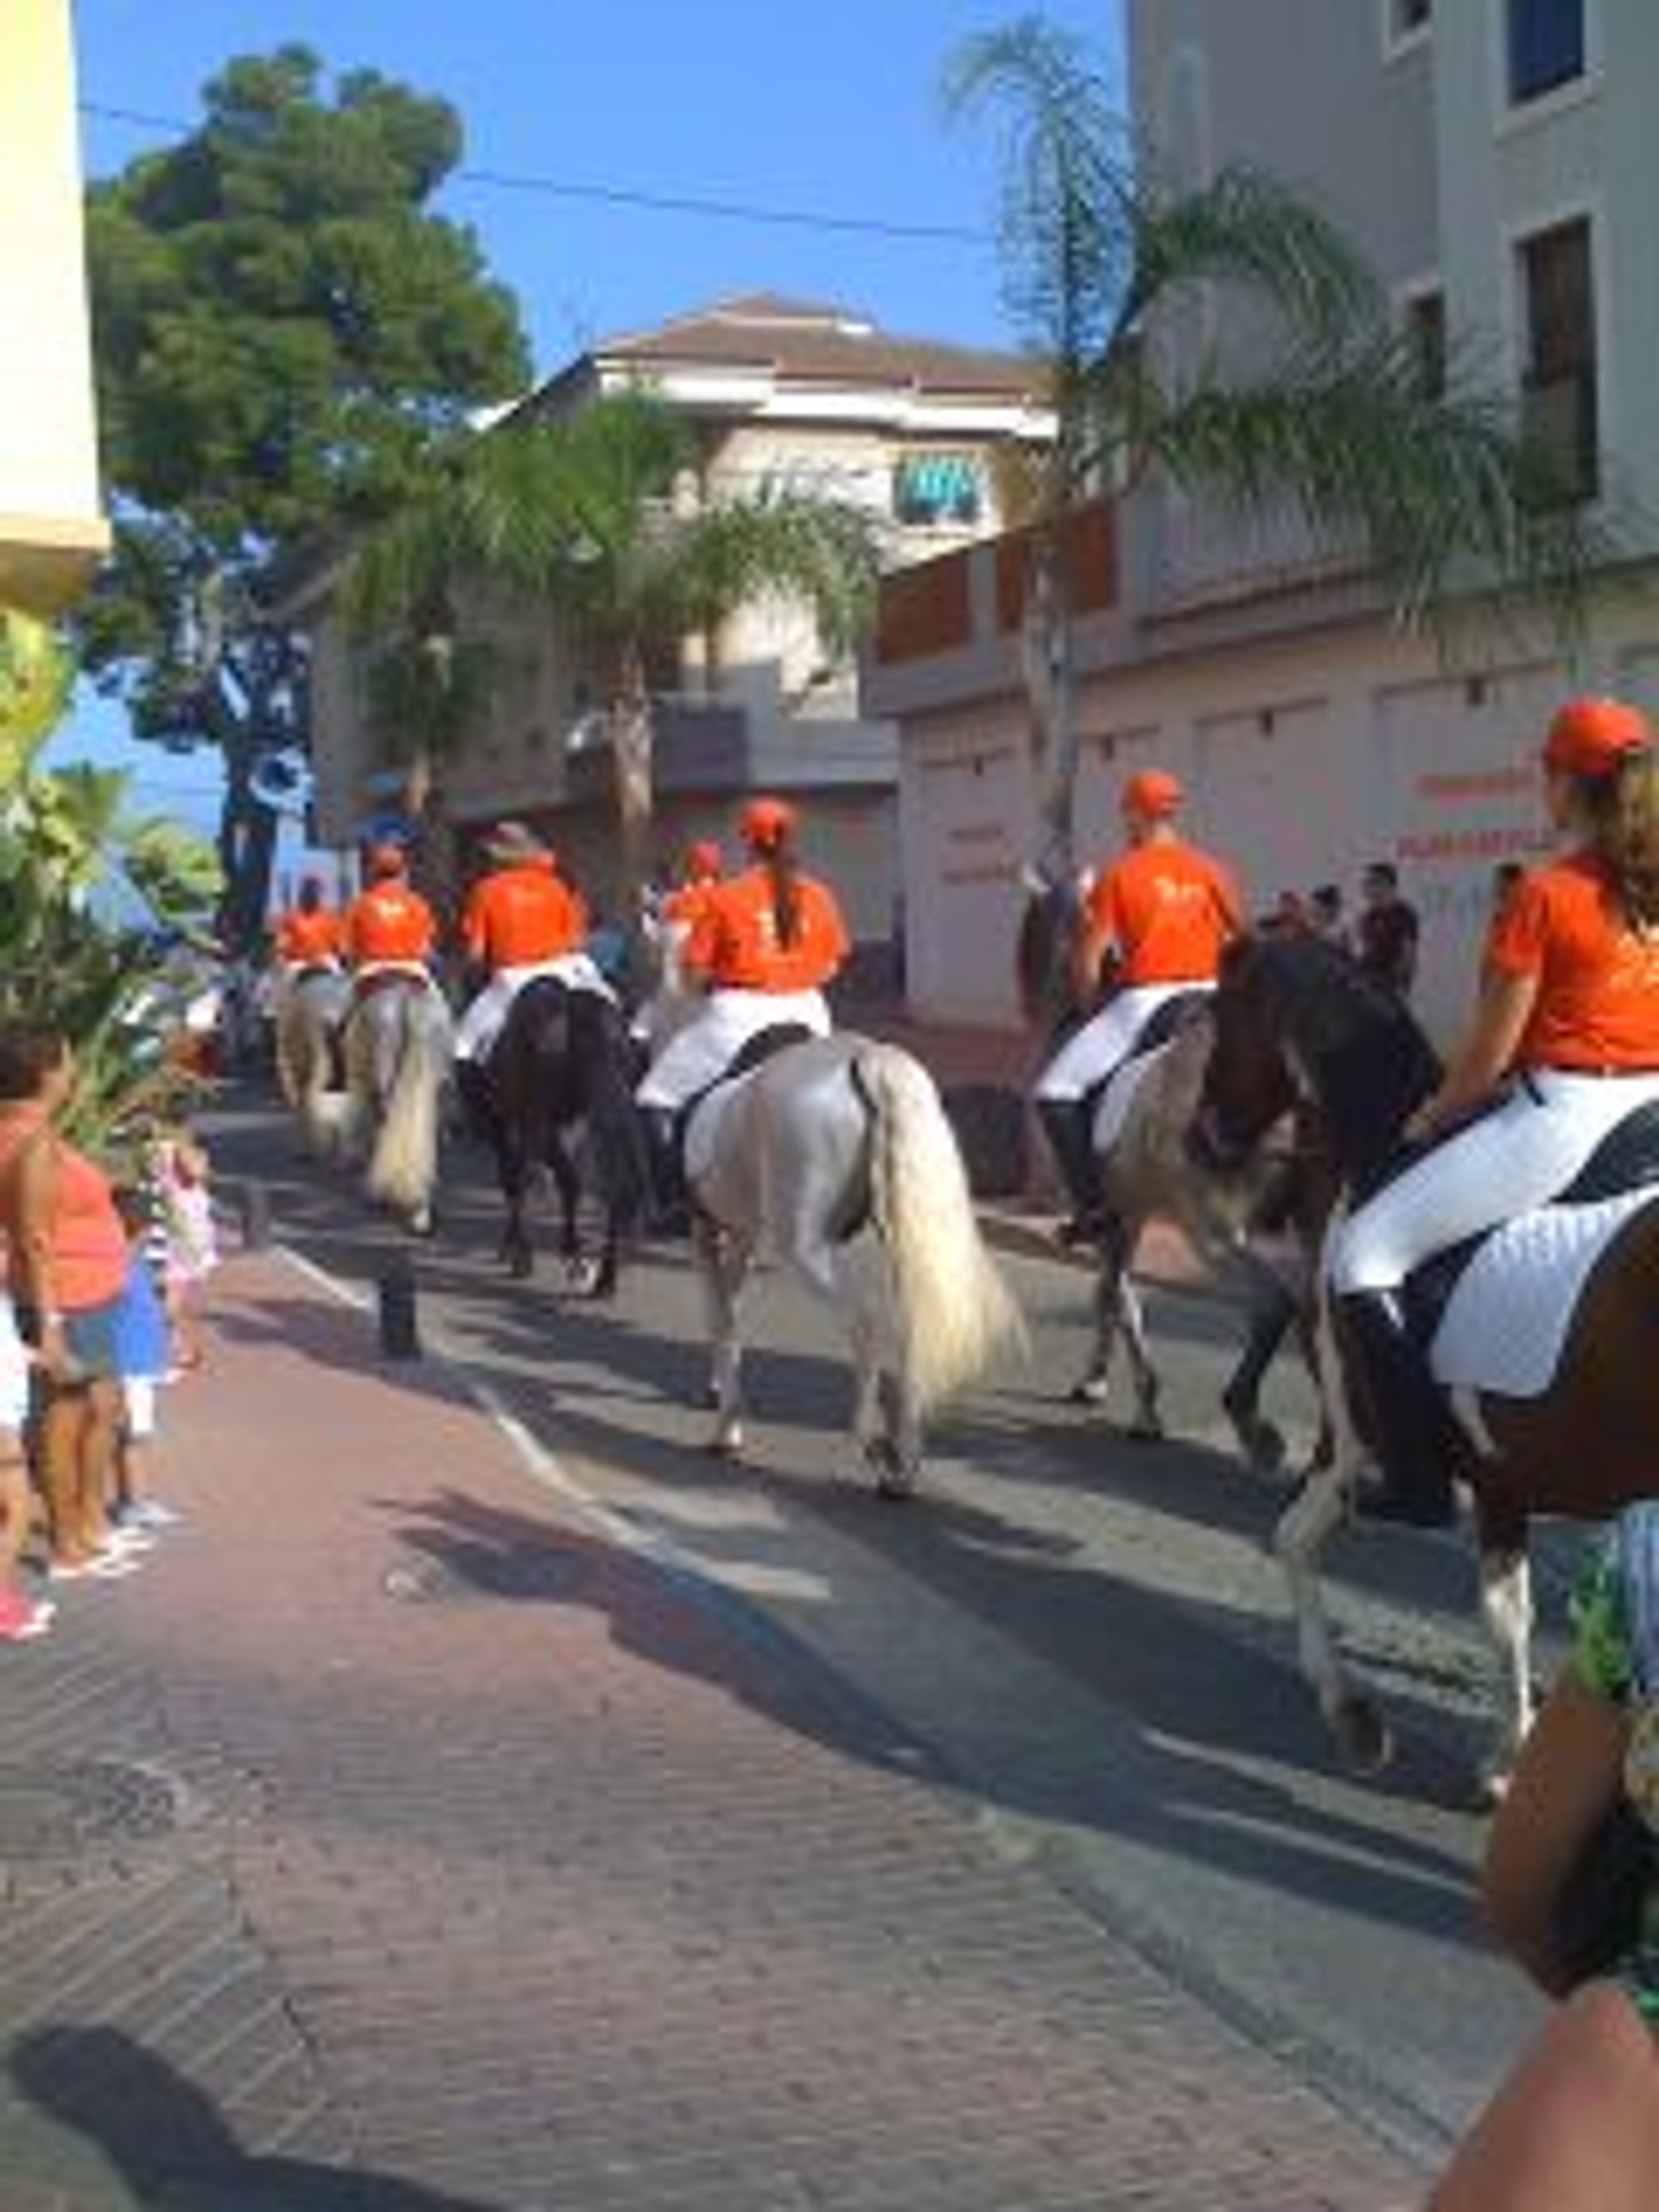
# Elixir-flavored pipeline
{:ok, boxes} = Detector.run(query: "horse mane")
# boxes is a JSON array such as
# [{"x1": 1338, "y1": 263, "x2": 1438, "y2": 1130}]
[{"x1": 1239, "y1": 934, "x2": 1442, "y2": 1187}]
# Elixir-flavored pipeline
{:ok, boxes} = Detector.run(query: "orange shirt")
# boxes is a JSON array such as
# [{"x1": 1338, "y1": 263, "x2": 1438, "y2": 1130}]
[
  {"x1": 0, "y1": 1109, "x2": 128, "y2": 1313},
  {"x1": 687, "y1": 867, "x2": 850, "y2": 993},
  {"x1": 460, "y1": 861, "x2": 587, "y2": 971},
  {"x1": 276, "y1": 906, "x2": 344, "y2": 965},
  {"x1": 664, "y1": 879, "x2": 720, "y2": 931},
  {"x1": 1485, "y1": 849, "x2": 1659, "y2": 1071},
  {"x1": 1085, "y1": 839, "x2": 1243, "y2": 986},
  {"x1": 344, "y1": 881, "x2": 437, "y2": 968}
]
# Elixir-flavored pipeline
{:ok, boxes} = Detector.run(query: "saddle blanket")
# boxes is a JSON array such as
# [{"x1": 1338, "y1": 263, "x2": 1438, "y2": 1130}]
[
  {"x1": 1431, "y1": 1186, "x2": 1653, "y2": 1398},
  {"x1": 1090, "y1": 1042, "x2": 1171, "y2": 1159}
]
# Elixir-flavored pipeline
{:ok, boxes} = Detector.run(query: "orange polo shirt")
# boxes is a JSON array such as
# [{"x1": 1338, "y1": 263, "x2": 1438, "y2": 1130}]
[
  {"x1": 344, "y1": 882, "x2": 437, "y2": 967},
  {"x1": 1486, "y1": 849, "x2": 1659, "y2": 1071},
  {"x1": 687, "y1": 867, "x2": 850, "y2": 992},
  {"x1": 460, "y1": 861, "x2": 587, "y2": 971},
  {"x1": 276, "y1": 907, "x2": 344, "y2": 965},
  {"x1": 1086, "y1": 839, "x2": 1243, "y2": 986}
]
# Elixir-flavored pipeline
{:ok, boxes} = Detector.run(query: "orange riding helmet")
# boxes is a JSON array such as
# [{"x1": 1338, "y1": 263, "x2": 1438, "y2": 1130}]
[
  {"x1": 684, "y1": 839, "x2": 724, "y2": 880},
  {"x1": 1122, "y1": 768, "x2": 1185, "y2": 822},
  {"x1": 1543, "y1": 696, "x2": 1653, "y2": 781},
  {"x1": 739, "y1": 796, "x2": 798, "y2": 853}
]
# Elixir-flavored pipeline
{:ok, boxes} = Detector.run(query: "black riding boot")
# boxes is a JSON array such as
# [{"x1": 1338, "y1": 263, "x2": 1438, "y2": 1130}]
[
  {"x1": 1335, "y1": 1290, "x2": 1459, "y2": 1529},
  {"x1": 1035, "y1": 1098, "x2": 1106, "y2": 1244},
  {"x1": 642, "y1": 1109, "x2": 690, "y2": 1238}
]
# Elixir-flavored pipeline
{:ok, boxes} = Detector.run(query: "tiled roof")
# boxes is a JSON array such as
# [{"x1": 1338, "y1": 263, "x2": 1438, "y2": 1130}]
[{"x1": 583, "y1": 294, "x2": 1048, "y2": 401}]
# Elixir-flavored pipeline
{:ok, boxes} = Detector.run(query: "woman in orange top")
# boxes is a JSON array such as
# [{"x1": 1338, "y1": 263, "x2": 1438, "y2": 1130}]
[
  {"x1": 1033, "y1": 767, "x2": 1243, "y2": 1233},
  {"x1": 637, "y1": 797, "x2": 849, "y2": 1118},
  {"x1": 1329, "y1": 696, "x2": 1659, "y2": 1524},
  {"x1": 342, "y1": 842, "x2": 438, "y2": 988},
  {"x1": 0, "y1": 1022, "x2": 139, "y2": 1580},
  {"x1": 453, "y1": 821, "x2": 606, "y2": 1068}
]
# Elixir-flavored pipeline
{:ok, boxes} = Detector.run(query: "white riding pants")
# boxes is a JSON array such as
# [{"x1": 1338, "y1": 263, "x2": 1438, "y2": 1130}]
[
  {"x1": 1329, "y1": 1067, "x2": 1659, "y2": 1294},
  {"x1": 1034, "y1": 982, "x2": 1208, "y2": 1103},
  {"x1": 637, "y1": 986, "x2": 831, "y2": 1112},
  {"x1": 454, "y1": 956, "x2": 618, "y2": 1063}
]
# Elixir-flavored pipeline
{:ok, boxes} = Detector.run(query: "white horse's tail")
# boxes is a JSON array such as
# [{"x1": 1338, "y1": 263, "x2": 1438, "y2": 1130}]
[
  {"x1": 856, "y1": 1040, "x2": 1026, "y2": 1416},
  {"x1": 367, "y1": 988, "x2": 453, "y2": 1217}
]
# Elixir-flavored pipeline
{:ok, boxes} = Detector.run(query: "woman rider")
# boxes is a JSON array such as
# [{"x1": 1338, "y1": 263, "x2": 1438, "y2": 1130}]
[
  {"x1": 636, "y1": 797, "x2": 850, "y2": 1224},
  {"x1": 1330, "y1": 696, "x2": 1659, "y2": 1527},
  {"x1": 1034, "y1": 767, "x2": 1245, "y2": 1240}
]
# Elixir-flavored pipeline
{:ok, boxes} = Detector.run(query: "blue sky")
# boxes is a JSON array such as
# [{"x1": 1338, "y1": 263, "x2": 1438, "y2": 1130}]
[{"x1": 57, "y1": 1, "x2": 1123, "y2": 861}]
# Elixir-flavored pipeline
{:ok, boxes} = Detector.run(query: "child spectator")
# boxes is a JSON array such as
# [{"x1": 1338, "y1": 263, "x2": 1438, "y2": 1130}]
[
  {"x1": 111, "y1": 1189, "x2": 181, "y2": 1536},
  {"x1": 144, "y1": 1125, "x2": 219, "y2": 1374},
  {"x1": 0, "y1": 1295, "x2": 53, "y2": 1642}
]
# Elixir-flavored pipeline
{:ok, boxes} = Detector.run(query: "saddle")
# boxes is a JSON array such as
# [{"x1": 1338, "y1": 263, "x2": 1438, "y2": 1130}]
[
  {"x1": 1084, "y1": 988, "x2": 1211, "y2": 1154},
  {"x1": 1402, "y1": 1099, "x2": 1659, "y2": 1359},
  {"x1": 680, "y1": 1023, "x2": 817, "y2": 1135}
]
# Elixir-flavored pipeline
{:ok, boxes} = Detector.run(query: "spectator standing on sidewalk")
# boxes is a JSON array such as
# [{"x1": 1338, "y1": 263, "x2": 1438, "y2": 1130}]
[
  {"x1": 1354, "y1": 860, "x2": 1420, "y2": 997},
  {"x1": 144, "y1": 1123, "x2": 219, "y2": 1374},
  {"x1": 0, "y1": 1023, "x2": 141, "y2": 1582},
  {"x1": 110, "y1": 1187, "x2": 181, "y2": 1536}
]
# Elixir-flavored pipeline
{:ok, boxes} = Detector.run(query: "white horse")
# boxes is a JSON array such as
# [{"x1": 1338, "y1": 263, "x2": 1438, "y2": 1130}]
[
  {"x1": 328, "y1": 978, "x2": 454, "y2": 1235},
  {"x1": 683, "y1": 1033, "x2": 1026, "y2": 1493},
  {"x1": 274, "y1": 967, "x2": 351, "y2": 1156}
]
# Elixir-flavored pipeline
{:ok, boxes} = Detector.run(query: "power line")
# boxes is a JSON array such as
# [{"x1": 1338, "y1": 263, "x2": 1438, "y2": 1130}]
[{"x1": 79, "y1": 100, "x2": 994, "y2": 247}]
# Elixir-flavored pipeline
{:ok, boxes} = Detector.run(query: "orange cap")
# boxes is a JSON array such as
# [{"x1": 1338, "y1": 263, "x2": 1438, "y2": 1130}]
[
  {"x1": 684, "y1": 839, "x2": 723, "y2": 880},
  {"x1": 1123, "y1": 768, "x2": 1185, "y2": 821},
  {"x1": 365, "y1": 841, "x2": 408, "y2": 880},
  {"x1": 1543, "y1": 696, "x2": 1652, "y2": 781},
  {"x1": 740, "y1": 796, "x2": 798, "y2": 851}
]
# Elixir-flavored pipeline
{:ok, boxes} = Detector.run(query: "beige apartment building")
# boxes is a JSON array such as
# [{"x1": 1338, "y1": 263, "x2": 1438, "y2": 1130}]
[
  {"x1": 867, "y1": 0, "x2": 1659, "y2": 1043},
  {"x1": 304, "y1": 296, "x2": 1051, "y2": 963},
  {"x1": 0, "y1": 0, "x2": 108, "y2": 619}
]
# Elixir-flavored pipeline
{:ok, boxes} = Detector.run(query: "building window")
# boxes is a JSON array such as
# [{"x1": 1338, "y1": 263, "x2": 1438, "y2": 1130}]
[
  {"x1": 1404, "y1": 289, "x2": 1446, "y2": 398},
  {"x1": 1506, "y1": 0, "x2": 1586, "y2": 105},
  {"x1": 1517, "y1": 216, "x2": 1598, "y2": 499},
  {"x1": 893, "y1": 452, "x2": 984, "y2": 528}
]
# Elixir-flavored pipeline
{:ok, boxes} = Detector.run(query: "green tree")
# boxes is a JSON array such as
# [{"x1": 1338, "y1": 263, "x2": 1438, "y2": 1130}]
[
  {"x1": 0, "y1": 613, "x2": 224, "y2": 1152},
  {"x1": 347, "y1": 387, "x2": 879, "y2": 924},
  {"x1": 944, "y1": 16, "x2": 1605, "y2": 884},
  {"x1": 80, "y1": 46, "x2": 531, "y2": 946}
]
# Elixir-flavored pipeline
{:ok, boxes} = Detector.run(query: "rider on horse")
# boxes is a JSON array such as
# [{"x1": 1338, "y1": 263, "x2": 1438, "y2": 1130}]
[
  {"x1": 636, "y1": 796, "x2": 850, "y2": 1224},
  {"x1": 1034, "y1": 767, "x2": 1245, "y2": 1242},
  {"x1": 342, "y1": 842, "x2": 439, "y2": 1005},
  {"x1": 275, "y1": 875, "x2": 345, "y2": 977},
  {"x1": 452, "y1": 820, "x2": 612, "y2": 1129},
  {"x1": 1330, "y1": 696, "x2": 1659, "y2": 1528}
]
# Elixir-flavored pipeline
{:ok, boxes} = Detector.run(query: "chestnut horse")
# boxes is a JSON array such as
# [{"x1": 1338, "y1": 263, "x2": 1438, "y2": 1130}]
[{"x1": 1200, "y1": 931, "x2": 1659, "y2": 1792}]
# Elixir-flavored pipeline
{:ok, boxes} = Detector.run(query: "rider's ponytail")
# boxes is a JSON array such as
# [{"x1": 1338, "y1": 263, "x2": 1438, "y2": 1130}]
[
  {"x1": 765, "y1": 837, "x2": 804, "y2": 950},
  {"x1": 1588, "y1": 751, "x2": 1659, "y2": 931}
]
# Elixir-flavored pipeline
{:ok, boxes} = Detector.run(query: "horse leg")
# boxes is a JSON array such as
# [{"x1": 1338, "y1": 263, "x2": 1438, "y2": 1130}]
[
  {"x1": 1274, "y1": 1302, "x2": 1394, "y2": 1771},
  {"x1": 548, "y1": 1135, "x2": 602, "y2": 1295},
  {"x1": 496, "y1": 1124, "x2": 535, "y2": 1280},
  {"x1": 697, "y1": 1223, "x2": 751, "y2": 1455},
  {"x1": 1219, "y1": 1274, "x2": 1299, "y2": 1476},
  {"x1": 1115, "y1": 1268, "x2": 1164, "y2": 1443},
  {"x1": 1478, "y1": 1548, "x2": 1535, "y2": 1803}
]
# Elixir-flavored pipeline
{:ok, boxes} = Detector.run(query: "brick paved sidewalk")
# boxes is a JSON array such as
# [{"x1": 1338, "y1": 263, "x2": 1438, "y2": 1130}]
[{"x1": 0, "y1": 1248, "x2": 1421, "y2": 2209}]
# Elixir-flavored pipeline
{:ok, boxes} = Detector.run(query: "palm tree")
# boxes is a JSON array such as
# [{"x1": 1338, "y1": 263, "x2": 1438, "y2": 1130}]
[
  {"x1": 348, "y1": 388, "x2": 880, "y2": 918},
  {"x1": 944, "y1": 16, "x2": 1606, "y2": 885}
]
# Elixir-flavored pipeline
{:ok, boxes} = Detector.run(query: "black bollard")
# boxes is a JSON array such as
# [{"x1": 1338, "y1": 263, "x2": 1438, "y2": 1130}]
[
  {"x1": 378, "y1": 1255, "x2": 422, "y2": 1361},
  {"x1": 238, "y1": 1179, "x2": 273, "y2": 1251}
]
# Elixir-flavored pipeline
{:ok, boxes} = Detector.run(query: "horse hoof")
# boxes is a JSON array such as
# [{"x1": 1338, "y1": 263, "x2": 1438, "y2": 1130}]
[
  {"x1": 1067, "y1": 1378, "x2": 1110, "y2": 1408},
  {"x1": 509, "y1": 1252, "x2": 534, "y2": 1281},
  {"x1": 708, "y1": 1425, "x2": 744, "y2": 1459},
  {"x1": 1328, "y1": 1694, "x2": 1393, "y2": 1776},
  {"x1": 564, "y1": 1257, "x2": 603, "y2": 1298},
  {"x1": 1125, "y1": 1420, "x2": 1165, "y2": 1446},
  {"x1": 1236, "y1": 1420, "x2": 1287, "y2": 1476}
]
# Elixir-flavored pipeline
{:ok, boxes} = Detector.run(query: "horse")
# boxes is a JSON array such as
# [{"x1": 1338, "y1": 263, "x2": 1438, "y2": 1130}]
[
  {"x1": 331, "y1": 976, "x2": 454, "y2": 1236},
  {"x1": 683, "y1": 1031, "x2": 1027, "y2": 1494},
  {"x1": 476, "y1": 976, "x2": 649, "y2": 1295},
  {"x1": 1199, "y1": 930, "x2": 1659, "y2": 1794},
  {"x1": 275, "y1": 966, "x2": 351, "y2": 1155},
  {"x1": 1017, "y1": 883, "x2": 1331, "y2": 1472}
]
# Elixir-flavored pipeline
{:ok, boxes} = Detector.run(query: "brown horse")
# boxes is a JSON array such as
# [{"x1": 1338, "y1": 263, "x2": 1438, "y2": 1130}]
[
  {"x1": 1017, "y1": 885, "x2": 1332, "y2": 1472},
  {"x1": 1200, "y1": 931, "x2": 1659, "y2": 1791}
]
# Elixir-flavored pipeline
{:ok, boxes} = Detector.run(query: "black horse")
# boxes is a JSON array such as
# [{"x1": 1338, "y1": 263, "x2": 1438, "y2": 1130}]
[{"x1": 474, "y1": 978, "x2": 649, "y2": 1295}]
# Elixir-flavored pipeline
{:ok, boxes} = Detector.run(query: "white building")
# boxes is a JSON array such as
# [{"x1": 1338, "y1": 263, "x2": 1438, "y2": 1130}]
[
  {"x1": 865, "y1": 0, "x2": 1659, "y2": 1043},
  {"x1": 304, "y1": 295, "x2": 1050, "y2": 971}
]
